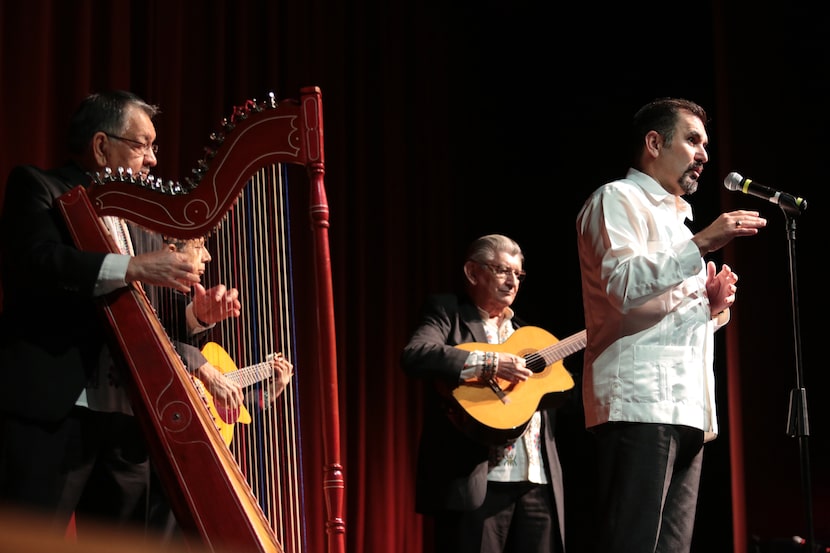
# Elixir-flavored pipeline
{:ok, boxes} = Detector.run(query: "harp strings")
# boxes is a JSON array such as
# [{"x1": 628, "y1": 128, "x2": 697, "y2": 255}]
[{"x1": 205, "y1": 164, "x2": 305, "y2": 550}]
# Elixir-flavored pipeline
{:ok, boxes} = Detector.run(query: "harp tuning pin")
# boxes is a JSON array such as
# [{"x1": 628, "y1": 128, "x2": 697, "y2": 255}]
[
  {"x1": 100, "y1": 167, "x2": 114, "y2": 182},
  {"x1": 184, "y1": 176, "x2": 200, "y2": 191},
  {"x1": 209, "y1": 131, "x2": 225, "y2": 146}
]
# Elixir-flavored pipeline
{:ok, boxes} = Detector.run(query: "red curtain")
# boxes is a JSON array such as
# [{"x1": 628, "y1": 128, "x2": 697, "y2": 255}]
[{"x1": 1, "y1": 2, "x2": 828, "y2": 552}]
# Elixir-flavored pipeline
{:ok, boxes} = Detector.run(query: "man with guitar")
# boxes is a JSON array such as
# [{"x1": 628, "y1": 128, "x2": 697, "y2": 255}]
[
  {"x1": 152, "y1": 235, "x2": 246, "y2": 415},
  {"x1": 141, "y1": 232, "x2": 294, "y2": 540},
  {"x1": 401, "y1": 234, "x2": 567, "y2": 553},
  {"x1": 157, "y1": 234, "x2": 294, "y2": 429}
]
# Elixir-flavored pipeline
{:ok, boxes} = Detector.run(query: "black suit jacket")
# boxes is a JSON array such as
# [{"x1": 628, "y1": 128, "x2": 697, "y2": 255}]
[
  {"x1": 0, "y1": 163, "x2": 108, "y2": 422},
  {"x1": 0, "y1": 163, "x2": 203, "y2": 422},
  {"x1": 401, "y1": 293, "x2": 566, "y2": 544}
]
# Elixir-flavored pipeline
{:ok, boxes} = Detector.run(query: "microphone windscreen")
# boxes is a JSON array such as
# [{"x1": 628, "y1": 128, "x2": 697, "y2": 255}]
[{"x1": 723, "y1": 172, "x2": 744, "y2": 191}]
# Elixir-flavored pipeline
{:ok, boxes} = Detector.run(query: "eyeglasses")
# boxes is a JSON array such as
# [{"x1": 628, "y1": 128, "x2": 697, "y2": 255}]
[
  {"x1": 480, "y1": 263, "x2": 526, "y2": 283},
  {"x1": 105, "y1": 133, "x2": 158, "y2": 156}
]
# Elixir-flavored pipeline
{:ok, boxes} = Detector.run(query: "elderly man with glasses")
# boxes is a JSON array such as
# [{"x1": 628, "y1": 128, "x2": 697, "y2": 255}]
[
  {"x1": 401, "y1": 233, "x2": 567, "y2": 553},
  {"x1": 0, "y1": 90, "x2": 240, "y2": 543}
]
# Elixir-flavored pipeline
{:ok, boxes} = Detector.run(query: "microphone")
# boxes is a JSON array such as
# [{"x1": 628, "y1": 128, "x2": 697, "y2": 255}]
[{"x1": 723, "y1": 172, "x2": 807, "y2": 216}]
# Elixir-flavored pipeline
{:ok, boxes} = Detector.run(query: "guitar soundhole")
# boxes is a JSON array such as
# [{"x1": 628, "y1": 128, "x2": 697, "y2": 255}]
[{"x1": 525, "y1": 353, "x2": 547, "y2": 374}]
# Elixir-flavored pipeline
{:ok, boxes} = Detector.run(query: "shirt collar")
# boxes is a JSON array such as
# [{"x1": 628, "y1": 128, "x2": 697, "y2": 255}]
[
  {"x1": 626, "y1": 167, "x2": 694, "y2": 222},
  {"x1": 476, "y1": 305, "x2": 514, "y2": 323}
]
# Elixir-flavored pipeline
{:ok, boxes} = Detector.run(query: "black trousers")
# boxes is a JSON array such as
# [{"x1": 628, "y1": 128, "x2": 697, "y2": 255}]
[
  {"x1": 593, "y1": 422, "x2": 704, "y2": 553},
  {"x1": 0, "y1": 407, "x2": 163, "y2": 538},
  {"x1": 432, "y1": 480, "x2": 561, "y2": 553}
]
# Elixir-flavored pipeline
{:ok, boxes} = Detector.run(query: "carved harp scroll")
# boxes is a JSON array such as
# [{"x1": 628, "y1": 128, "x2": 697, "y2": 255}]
[{"x1": 55, "y1": 87, "x2": 344, "y2": 553}]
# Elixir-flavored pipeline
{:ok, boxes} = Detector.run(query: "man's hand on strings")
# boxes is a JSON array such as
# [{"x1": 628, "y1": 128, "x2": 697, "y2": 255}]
[
  {"x1": 497, "y1": 353, "x2": 531, "y2": 383},
  {"x1": 270, "y1": 352, "x2": 294, "y2": 400},
  {"x1": 259, "y1": 353, "x2": 294, "y2": 408},
  {"x1": 126, "y1": 249, "x2": 200, "y2": 293},
  {"x1": 197, "y1": 361, "x2": 244, "y2": 422},
  {"x1": 192, "y1": 283, "x2": 242, "y2": 324}
]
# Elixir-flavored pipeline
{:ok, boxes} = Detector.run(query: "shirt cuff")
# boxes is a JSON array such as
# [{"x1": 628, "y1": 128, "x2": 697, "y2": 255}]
[
  {"x1": 460, "y1": 350, "x2": 499, "y2": 382},
  {"x1": 713, "y1": 307, "x2": 730, "y2": 329},
  {"x1": 93, "y1": 253, "x2": 130, "y2": 297}
]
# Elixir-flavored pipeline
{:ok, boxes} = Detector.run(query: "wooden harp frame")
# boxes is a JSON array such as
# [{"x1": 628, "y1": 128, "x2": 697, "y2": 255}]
[{"x1": 55, "y1": 87, "x2": 344, "y2": 553}]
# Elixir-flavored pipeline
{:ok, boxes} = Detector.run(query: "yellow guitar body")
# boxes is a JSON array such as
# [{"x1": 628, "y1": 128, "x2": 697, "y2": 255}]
[
  {"x1": 452, "y1": 326, "x2": 584, "y2": 442},
  {"x1": 197, "y1": 342, "x2": 254, "y2": 446}
]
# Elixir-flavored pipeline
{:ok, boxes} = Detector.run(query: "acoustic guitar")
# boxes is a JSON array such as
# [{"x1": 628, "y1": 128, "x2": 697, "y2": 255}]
[
  {"x1": 448, "y1": 327, "x2": 586, "y2": 444},
  {"x1": 192, "y1": 342, "x2": 276, "y2": 446}
]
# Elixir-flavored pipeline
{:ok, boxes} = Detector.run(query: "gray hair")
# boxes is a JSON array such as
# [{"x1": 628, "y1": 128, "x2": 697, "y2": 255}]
[{"x1": 465, "y1": 234, "x2": 523, "y2": 265}]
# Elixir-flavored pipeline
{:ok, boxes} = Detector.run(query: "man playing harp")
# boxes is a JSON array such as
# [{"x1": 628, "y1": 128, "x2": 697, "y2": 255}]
[{"x1": 0, "y1": 90, "x2": 239, "y2": 542}]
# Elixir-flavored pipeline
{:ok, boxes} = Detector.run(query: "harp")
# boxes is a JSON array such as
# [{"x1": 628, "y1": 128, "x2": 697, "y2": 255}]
[{"x1": 55, "y1": 87, "x2": 344, "y2": 553}]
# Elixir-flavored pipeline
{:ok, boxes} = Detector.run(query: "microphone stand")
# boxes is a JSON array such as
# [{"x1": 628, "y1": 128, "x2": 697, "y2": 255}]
[{"x1": 781, "y1": 205, "x2": 815, "y2": 551}]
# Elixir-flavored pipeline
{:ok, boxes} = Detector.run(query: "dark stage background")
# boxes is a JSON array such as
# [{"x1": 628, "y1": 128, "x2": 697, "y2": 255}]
[{"x1": 1, "y1": 2, "x2": 827, "y2": 552}]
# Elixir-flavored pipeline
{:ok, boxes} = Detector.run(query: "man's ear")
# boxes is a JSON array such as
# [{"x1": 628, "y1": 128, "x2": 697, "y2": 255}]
[
  {"x1": 645, "y1": 130, "x2": 663, "y2": 157},
  {"x1": 91, "y1": 132, "x2": 109, "y2": 166},
  {"x1": 463, "y1": 260, "x2": 477, "y2": 285}
]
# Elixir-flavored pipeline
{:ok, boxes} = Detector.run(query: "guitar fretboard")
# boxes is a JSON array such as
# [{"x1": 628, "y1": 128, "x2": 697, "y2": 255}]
[
  {"x1": 526, "y1": 329, "x2": 587, "y2": 372},
  {"x1": 226, "y1": 361, "x2": 273, "y2": 387}
]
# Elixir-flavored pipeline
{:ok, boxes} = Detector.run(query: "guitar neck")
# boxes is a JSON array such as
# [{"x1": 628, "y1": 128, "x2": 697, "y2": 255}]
[
  {"x1": 226, "y1": 361, "x2": 273, "y2": 388},
  {"x1": 538, "y1": 329, "x2": 587, "y2": 365}
]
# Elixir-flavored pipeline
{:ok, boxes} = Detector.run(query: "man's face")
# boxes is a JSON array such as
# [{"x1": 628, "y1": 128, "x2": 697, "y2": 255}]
[
  {"x1": 179, "y1": 237, "x2": 211, "y2": 278},
  {"x1": 98, "y1": 105, "x2": 158, "y2": 176},
  {"x1": 655, "y1": 110, "x2": 709, "y2": 196},
  {"x1": 470, "y1": 251, "x2": 524, "y2": 311}
]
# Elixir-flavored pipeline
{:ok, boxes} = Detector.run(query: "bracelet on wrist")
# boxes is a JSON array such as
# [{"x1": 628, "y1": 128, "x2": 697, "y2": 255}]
[
  {"x1": 479, "y1": 365, "x2": 495, "y2": 382},
  {"x1": 478, "y1": 351, "x2": 497, "y2": 382}
]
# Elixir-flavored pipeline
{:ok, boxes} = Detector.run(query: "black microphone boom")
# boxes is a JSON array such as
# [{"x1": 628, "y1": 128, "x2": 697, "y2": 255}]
[{"x1": 723, "y1": 172, "x2": 807, "y2": 216}]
